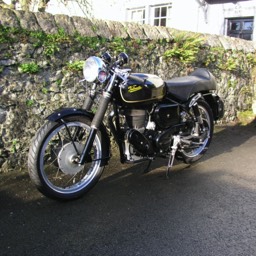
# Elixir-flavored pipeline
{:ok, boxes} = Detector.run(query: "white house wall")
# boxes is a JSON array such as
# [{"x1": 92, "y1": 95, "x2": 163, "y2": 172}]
[
  {"x1": 4, "y1": 0, "x2": 256, "y2": 40},
  {"x1": 146, "y1": 0, "x2": 256, "y2": 40},
  {"x1": 89, "y1": 0, "x2": 256, "y2": 40},
  {"x1": 221, "y1": 1, "x2": 256, "y2": 40}
]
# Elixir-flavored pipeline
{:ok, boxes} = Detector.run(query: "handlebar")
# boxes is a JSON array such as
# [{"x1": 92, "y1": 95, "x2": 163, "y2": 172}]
[
  {"x1": 103, "y1": 52, "x2": 129, "y2": 69},
  {"x1": 101, "y1": 52, "x2": 146, "y2": 84}
]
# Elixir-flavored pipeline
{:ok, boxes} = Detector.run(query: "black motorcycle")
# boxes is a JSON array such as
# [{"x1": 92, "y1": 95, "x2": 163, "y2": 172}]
[{"x1": 28, "y1": 52, "x2": 224, "y2": 200}]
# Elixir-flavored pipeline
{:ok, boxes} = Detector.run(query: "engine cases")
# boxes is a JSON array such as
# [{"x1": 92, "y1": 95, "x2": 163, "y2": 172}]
[
  {"x1": 125, "y1": 104, "x2": 181, "y2": 155},
  {"x1": 120, "y1": 73, "x2": 166, "y2": 105}
]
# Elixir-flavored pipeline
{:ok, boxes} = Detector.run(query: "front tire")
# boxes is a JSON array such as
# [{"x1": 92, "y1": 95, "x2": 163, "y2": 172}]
[
  {"x1": 28, "y1": 116, "x2": 105, "y2": 200},
  {"x1": 179, "y1": 100, "x2": 214, "y2": 164}
]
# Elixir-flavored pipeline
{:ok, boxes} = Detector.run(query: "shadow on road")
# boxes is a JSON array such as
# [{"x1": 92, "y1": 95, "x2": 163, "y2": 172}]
[
  {"x1": 206, "y1": 119, "x2": 256, "y2": 158},
  {"x1": 100, "y1": 119, "x2": 256, "y2": 183}
]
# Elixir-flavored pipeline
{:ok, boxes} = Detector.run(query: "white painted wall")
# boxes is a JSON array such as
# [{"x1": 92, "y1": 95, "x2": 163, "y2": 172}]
[
  {"x1": 89, "y1": 0, "x2": 256, "y2": 40},
  {"x1": 4, "y1": 0, "x2": 256, "y2": 40},
  {"x1": 147, "y1": 0, "x2": 256, "y2": 39}
]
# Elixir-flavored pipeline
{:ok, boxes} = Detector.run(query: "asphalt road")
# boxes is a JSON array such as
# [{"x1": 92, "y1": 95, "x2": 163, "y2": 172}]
[{"x1": 1, "y1": 122, "x2": 256, "y2": 256}]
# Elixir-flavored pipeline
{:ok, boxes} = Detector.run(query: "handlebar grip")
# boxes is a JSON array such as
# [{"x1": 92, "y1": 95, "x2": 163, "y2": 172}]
[{"x1": 128, "y1": 75, "x2": 145, "y2": 84}]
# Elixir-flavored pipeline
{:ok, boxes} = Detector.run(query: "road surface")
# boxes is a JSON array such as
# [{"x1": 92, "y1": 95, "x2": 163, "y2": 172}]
[{"x1": 1, "y1": 122, "x2": 256, "y2": 256}]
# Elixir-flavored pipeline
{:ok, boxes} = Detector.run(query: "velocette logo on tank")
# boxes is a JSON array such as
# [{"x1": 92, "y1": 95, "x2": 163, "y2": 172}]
[{"x1": 128, "y1": 85, "x2": 143, "y2": 93}]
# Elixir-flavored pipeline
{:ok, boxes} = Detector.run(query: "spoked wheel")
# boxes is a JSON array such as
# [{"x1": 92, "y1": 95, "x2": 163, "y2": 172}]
[
  {"x1": 179, "y1": 100, "x2": 214, "y2": 164},
  {"x1": 28, "y1": 116, "x2": 105, "y2": 200}
]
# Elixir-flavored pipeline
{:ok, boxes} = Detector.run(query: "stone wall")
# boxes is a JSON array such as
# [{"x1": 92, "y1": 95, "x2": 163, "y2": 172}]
[{"x1": 0, "y1": 7, "x2": 256, "y2": 172}]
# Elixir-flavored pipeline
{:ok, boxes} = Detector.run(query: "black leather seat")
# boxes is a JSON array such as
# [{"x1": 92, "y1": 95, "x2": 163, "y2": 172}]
[{"x1": 165, "y1": 68, "x2": 217, "y2": 101}]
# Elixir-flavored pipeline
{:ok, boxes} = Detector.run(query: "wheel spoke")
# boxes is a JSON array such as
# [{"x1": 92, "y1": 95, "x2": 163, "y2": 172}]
[{"x1": 181, "y1": 102, "x2": 212, "y2": 159}]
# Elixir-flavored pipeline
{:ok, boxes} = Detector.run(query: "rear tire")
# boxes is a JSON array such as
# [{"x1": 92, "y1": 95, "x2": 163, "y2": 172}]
[
  {"x1": 28, "y1": 116, "x2": 105, "y2": 200},
  {"x1": 179, "y1": 100, "x2": 214, "y2": 164}
]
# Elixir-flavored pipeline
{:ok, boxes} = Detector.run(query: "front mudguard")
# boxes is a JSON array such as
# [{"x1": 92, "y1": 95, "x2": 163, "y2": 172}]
[
  {"x1": 46, "y1": 108, "x2": 111, "y2": 166},
  {"x1": 47, "y1": 108, "x2": 94, "y2": 122}
]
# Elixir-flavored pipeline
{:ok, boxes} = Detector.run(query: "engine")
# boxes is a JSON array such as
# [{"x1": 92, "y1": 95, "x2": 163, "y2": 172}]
[
  {"x1": 122, "y1": 104, "x2": 181, "y2": 161},
  {"x1": 124, "y1": 109, "x2": 146, "y2": 131}
]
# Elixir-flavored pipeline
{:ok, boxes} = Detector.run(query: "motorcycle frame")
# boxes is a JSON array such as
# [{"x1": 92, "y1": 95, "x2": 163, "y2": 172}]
[{"x1": 46, "y1": 75, "x2": 222, "y2": 167}]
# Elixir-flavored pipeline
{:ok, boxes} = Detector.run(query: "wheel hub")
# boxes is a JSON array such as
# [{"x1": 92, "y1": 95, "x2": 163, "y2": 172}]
[{"x1": 58, "y1": 142, "x2": 84, "y2": 175}]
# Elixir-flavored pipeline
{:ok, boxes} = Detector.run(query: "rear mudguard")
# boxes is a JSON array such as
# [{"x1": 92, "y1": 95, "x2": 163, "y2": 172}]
[
  {"x1": 203, "y1": 94, "x2": 224, "y2": 121},
  {"x1": 46, "y1": 108, "x2": 111, "y2": 166}
]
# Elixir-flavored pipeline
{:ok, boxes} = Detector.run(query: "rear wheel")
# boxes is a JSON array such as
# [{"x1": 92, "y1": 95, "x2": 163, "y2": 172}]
[
  {"x1": 28, "y1": 116, "x2": 105, "y2": 200},
  {"x1": 179, "y1": 100, "x2": 214, "y2": 164}
]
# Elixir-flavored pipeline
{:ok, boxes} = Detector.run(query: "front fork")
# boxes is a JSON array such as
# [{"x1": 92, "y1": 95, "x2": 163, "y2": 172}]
[
  {"x1": 78, "y1": 75, "x2": 116, "y2": 165},
  {"x1": 78, "y1": 91, "x2": 111, "y2": 165},
  {"x1": 82, "y1": 83, "x2": 97, "y2": 110}
]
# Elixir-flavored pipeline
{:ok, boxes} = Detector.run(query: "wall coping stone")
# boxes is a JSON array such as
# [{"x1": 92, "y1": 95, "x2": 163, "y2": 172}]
[
  {"x1": 14, "y1": 10, "x2": 41, "y2": 31},
  {"x1": 34, "y1": 11, "x2": 58, "y2": 34},
  {"x1": 0, "y1": 7, "x2": 255, "y2": 52},
  {"x1": 54, "y1": 14, "x2": 76, "y2": 35},
  {"x1": 0, "y1": 7, "x2": 20, "y2": 28},
  {"x1": 72, "y1": 16, "x2": 97, "y2": 37}
]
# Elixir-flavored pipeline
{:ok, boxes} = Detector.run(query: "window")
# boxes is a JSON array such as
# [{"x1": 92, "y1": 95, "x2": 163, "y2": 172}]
[
  {"x1": 127, "y1": 3, "x2": 172, "y2": 27},
  {"x1": 227, "y1": 18, "x2": 254, "y2": 40},
  {"x1": 152, "y1": 5, "x2": 171, "y2": 27},
  {"x1": 129, "y1": 7, "x2": 146, "y2": 24}
]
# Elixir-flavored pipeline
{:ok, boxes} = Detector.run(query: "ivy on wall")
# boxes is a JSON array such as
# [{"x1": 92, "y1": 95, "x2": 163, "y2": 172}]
[{"x1": 1, "y1": 24, "x2": 255, "y2": 74}]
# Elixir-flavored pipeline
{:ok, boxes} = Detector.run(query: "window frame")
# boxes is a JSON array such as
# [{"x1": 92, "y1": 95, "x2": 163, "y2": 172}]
[
  {"x1": 127, "y1": 6, "x2": 146, "y2": 24},
  {"x1": 226, "y1": 17, "x2": 254, "y2": 41},
  {"x1": 127, "y1": 2, "x2": 172, "y2": 27},
  {"x1": 150, "y1": 4, "x2": 172, "y2": 27}
]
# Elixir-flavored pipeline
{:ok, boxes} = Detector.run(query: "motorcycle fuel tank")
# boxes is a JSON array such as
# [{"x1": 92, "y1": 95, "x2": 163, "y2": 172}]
[{"x1": 120, "y1": 73, "x2": 166, "y2": 104}]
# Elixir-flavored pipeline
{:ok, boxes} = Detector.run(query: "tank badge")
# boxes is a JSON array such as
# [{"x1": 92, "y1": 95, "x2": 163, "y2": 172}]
[{"x1": 128, "y1": 85, "x2": 143, "y2": 93}]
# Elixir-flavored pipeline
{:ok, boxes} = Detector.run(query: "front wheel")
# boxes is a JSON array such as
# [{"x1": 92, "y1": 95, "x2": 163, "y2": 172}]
[
  {"x1": 179, "y1": 100, "x2": 214, "y2": 164},
  {"x1": 28, "y1": 115, "x2": 105, "y2": 200}
]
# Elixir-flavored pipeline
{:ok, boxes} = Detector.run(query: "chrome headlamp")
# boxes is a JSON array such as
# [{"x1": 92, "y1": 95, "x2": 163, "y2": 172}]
[{"x1": 83, "y1": 56, "x2": 107, "y2": 83}]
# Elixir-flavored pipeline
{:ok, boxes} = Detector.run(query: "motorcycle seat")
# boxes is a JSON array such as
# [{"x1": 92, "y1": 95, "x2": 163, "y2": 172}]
[{"x1": 165, "y1": 68, "x2": 217, "y2": 101}]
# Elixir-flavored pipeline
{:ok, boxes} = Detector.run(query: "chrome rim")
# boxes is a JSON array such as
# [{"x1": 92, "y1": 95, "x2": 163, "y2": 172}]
[
  {"x1": 39, "y1": 121, "x2": 102, "y2": 194},
  {"x1": 181, "y1": 105, "x2": 211, "y2": 158}
]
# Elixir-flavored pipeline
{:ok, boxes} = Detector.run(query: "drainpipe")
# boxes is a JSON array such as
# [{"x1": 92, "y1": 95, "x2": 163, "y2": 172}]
[{"x1": 196, "y1": 0, "x2": 209, "y2": 24}]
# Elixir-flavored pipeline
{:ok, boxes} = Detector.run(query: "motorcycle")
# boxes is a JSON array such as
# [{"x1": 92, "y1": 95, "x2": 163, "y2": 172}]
[{"x1": 28, "y1": 52, "x2": 224, "y2": 200}]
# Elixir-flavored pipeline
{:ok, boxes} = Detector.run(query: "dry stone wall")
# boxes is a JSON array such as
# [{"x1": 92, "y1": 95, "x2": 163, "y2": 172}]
[{"x1": 0, "y1": 7, "x2": 256, "y2": 172}]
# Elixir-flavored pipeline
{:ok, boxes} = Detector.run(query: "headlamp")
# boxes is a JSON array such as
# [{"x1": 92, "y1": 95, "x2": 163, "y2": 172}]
[{"x1": 83, "y1": 56, "x2": 106, "y2": 83}]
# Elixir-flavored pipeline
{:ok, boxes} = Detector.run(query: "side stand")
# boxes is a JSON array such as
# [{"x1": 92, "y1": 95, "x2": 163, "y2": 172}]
[
  {"x1": 143, "y1": 159, "x2": 153, "y2": 173},
  {"x1": 166, "y1": 135, "x2": 180, "y2": 178}
]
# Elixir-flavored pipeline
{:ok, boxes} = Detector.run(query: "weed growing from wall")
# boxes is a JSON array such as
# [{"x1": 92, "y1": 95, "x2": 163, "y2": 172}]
[
  {"x1": 74, "y1": 32, "x2": 107, "y2": 51},
  {"x1": 19, "y1": 62, "x2": 40, "y2": 74},
  {"x1": 163, "y1": 32, "x2": 203, "y2": 64},
  {"x1": 0, "y1": 25, "x2": 19, "y2": 44},
  {"x1": 26, "y1": 99, "x2": 35, "y2": 107},
  {"x1": 201, "y1": 47, "x2": 256, "y2": 77},
  {"x1": 31, "y1": 28, "x2": 71, "y2": 56},
  {"x1": 65, "y1": 60, "x2": 85, "y2": 72}
]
